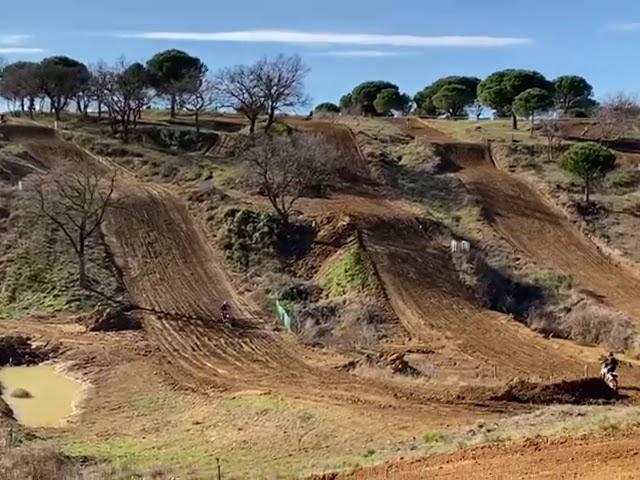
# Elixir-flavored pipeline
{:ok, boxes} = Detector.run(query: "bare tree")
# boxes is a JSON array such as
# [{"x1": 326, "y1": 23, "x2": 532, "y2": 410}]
[
  {"x1": 32, "y1": 164, "x2": 116, "y2": 290},
  {"x1": 241, "y1": 134, "x2": 337, "y2": 224},
  {"x1": 89, "y1": 61, "x2": 111, "y2": 119},
  {"x1": 214, "y1": 63, "x2": 265, "y2": 134},
  {"x1": 539, "y1": 119, "x2": 562, "y2": 161},
  {"x1": 595, "y1": 93, "x2": 640, "y2": 143},
  {"x1": 180, "y1": 77, "x2": 216, "y2": 133},
  {"x1": 256, "y1": 55, "x2": 310, "y2": 132},
  {"x1": 102, "y1": 59, "x2": 152, "y2": 142}
]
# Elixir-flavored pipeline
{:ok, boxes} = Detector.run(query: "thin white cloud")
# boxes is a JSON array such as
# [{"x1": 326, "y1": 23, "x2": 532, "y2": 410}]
[
  {"x1": 605, "y1": 22, "x2": 640, "y2": 32},
  {"x1": 319, "y1": 50, "x2": 406, "y2": 57},
  {"x1": 0, "y1": 47, "x2": 43, "y2": 54},
  {"x1": 118, "y1": 30, "x2": 532, "y2": 48},
  {"x1": 0, "y1": 34, "x2": 33, "y2": 46}
]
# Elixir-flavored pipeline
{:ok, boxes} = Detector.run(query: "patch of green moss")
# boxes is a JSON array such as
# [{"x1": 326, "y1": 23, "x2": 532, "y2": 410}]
[
  {"x1": 323, "y1": 248, "x2": 374, "y2": 297},
  {"x1": 530, "y1": 269, "x2": 574, "y2": 296},
  {"x1": 0, "y1": 252, "x2": 78, "y2": 319}
]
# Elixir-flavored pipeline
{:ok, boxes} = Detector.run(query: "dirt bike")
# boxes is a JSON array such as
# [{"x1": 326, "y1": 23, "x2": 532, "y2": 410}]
[{"x1": 601, "y1": 368, "x2": 619, "y2": 392}]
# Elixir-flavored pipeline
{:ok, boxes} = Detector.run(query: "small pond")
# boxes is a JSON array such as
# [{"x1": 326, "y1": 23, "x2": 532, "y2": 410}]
[{"x1": 0, "y1": 364, "x2": 82, "y2": 427}]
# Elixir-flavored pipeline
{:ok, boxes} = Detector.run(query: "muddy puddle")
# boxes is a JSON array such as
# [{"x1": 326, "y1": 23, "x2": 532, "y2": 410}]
[{"x1": 0, "y1": 365, "x2": 82, "y2": 427}]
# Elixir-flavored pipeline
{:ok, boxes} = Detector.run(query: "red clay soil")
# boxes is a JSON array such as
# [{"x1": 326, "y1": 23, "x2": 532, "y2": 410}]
[
  {"x1": 358, "y1": 215, "x2": 588, "y2": 380},
  {"x1": 408, "y1": 120, "x2": 640, "y2": 322},
  {"x1": 1, "y1": 123, "x2": 518, "y2": 427},
  {"x1": 313, "y1": 428, "x2": 640, "y2": 480}
]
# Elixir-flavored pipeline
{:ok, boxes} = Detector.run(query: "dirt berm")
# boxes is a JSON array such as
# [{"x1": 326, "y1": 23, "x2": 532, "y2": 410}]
[{"x1": 492, "y1": 378, "x2": 617, "y2": 404}]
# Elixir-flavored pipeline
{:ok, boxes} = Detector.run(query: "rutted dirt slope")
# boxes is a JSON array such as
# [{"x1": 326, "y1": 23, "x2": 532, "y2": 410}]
[
  {"x1": 440, "y1": 141, "x2": 640, "y2": 322},
  {"x1": 358, "y1": 215, "x2": 586, "y2": 379},
  {"x1": 1, "y1": 123, "x2": 516, "y2": 423},
  {"x1": 288, "y1": 121, "x2": 592, "y2": 380}
]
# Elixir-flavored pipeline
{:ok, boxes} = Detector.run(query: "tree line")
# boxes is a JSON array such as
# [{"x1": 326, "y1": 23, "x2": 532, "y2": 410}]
[
  {"x1": 0, "y1": 50, "x2": 310, "y2": 140},
  {"x1": 317, "y1": 70, "x2": 600, "y2": 130}
]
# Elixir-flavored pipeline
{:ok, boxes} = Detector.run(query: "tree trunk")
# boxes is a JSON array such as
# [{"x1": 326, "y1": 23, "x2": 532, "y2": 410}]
[
  {"x1": 97, "y1": 101, "x2": 102, "y2": 119},
  {"x1": 20, "y1": 98, "x2": 25, "y2": 112},
  {"x1": 78, "y1": 243, "x2": 87, "y2": 289},
  {"x1": 54, "y1": 107, "x2": 62, "y2": 121},
  {"x1": 249, "y1": 115, "x2": 257, "y2": 135},
  {"x1": 122, "y1": 115, "x2": 130, "y2": 143},
  {"x1": 170, "y1": 95, "x2": 176, "y2": 118},
  {"x1": 530, "y1": 112, "x2": 535, "y2": 137},
  {"x1": 265, "y1": 108, "x2": 276, "y2": 133},
  {"x1": 195, "y1": 110, "x2": 200, "y2": 134},
  {"x1": 28, "y1": 97, "x2": 35, "y2": 119},
  {"x1": 585, "y1": 177, "x2": 590, "y2": 204},
  {"x1": 511, "y1": 112, "x2": 518, "y2": 130}
]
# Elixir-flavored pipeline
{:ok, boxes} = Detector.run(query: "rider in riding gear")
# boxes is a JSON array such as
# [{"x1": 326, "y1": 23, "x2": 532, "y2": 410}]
[
  {"x1": 221, "y1": 301, "x2": 231, "y2": 319},
  {"x1": 601, "y1": 352, "x2": 619, "y2": 376}
]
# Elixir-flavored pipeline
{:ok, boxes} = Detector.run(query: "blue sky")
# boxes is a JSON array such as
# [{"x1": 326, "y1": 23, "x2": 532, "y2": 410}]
[{"x1": 1, "y1": 0, "x2": 640, "y2": 106}]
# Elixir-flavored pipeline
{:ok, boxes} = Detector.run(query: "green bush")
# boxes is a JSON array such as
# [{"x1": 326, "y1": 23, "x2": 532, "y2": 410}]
[
  {"x1": 146, "y1": 127, "x2": 205, "y2": 152},
  {"x1": 323, "y1": 249, "x2": 374, "y2": 296},
  {"x1": 423, "y1": 431, "x2": 445, "y2": 444},
  {"x1": 222, "y1": 209, "x2": 281, "y2": 271},
  {"x1": 530, "y1": 269, "x2": 573, "y2": 296}
]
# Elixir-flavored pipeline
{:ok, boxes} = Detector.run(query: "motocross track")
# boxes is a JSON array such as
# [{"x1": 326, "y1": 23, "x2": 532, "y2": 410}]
[
  {"x1": 4, "y1": 121, "x2": 639, "y2": 477},
  {"x1": 314, "y1": 428, "x2": 640, "y2": 480},
  {"x1": 0, "y1": 123, "x2": 515, "y2": 425},
  {"x1": 408, "y1": 120, "x2": 640, "y2": 321},
  {"x1": 286, "y1": 121, "x2": 593, "y2": 380},
  {"x1": 358, "y1": 216, "x2": 587, "y2": 379}
]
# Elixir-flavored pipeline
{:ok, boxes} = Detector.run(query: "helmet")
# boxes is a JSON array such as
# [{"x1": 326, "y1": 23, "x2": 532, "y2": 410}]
[{"x1": 608, "y1": 352, "x2": 614, "y2": 357}]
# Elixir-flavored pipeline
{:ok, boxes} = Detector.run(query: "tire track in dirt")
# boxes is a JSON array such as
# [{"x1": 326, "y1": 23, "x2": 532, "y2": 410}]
[
  {"x1": 358, "y1": 215, "x2": 587, "y2": 379},
  {"x1": 2, "y1": 124, "x2": 519, "y2": 421},
  {"x1": 445, "y1": 142, "x2": 640, "y2": 322}
]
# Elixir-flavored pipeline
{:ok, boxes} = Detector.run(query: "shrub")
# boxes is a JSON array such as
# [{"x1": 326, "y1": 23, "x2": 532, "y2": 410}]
[
  {"x1": 561, "y1": 303, "x2": 638, "y2": 351},
  {"x1": 323, "y1": 248, "x2": 374, "y2": 297},
  {"x1": 423, "y1": 431, "x2": 445, "y2": 444},
  {"x1": 146, "y1": 127, "x2": 206, "y2": 152},
  {"x1": 530, "y1": 270, "x2": 573, "y2": 296},
  {"x1": 221, "y1": 209, "x2": 315, "y2": 271}
]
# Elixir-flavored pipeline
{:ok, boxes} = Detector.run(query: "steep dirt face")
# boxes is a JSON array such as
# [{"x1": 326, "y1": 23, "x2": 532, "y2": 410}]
[
  {"x1": 358, "y1": 215, "x2": 586, "y2": 380},
  {"x1": 3, "y1": 124, "x2": 511, "y2": 424},
  {"x1": 407, "y1": 121, "x2": 640, "y2": 323},
  {"x1": 445, "y1": 142, "x2": 640, "y2": 321}
]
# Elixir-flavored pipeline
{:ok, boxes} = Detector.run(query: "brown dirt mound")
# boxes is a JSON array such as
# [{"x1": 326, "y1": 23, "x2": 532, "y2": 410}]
[
  {"x1": 492, "y1": 378, "x2": 617, "y2": 404},
  {"x1": 85, "y1": 307, "x2": 142, "y2": 332},
  {"x1": 339, "y1": 352, "x2": 422, "y2": 376},
  {"x1": 0, "y1": 336, "x2": 52, "y2": 366}
]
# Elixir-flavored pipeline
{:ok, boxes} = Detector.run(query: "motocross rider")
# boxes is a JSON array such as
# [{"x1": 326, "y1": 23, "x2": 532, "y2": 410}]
[
  {"x1": 221, "y1": 301, "x2": 231, "y2": 320},
  {"x1": 601, "y1": 352, "x2": 619, "y2": 377}
]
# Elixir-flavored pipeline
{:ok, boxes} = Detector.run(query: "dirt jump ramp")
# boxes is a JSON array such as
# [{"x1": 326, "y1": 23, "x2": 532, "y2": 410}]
[
  {"x1": 440, "y1": 142, "x2": 640, "y2": 322},
  {"x1": 358, "y1": 215, "x2": 586, "y2": 379}
]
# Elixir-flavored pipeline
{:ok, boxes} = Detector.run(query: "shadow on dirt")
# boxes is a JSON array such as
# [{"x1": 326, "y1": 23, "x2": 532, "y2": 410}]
[{"x1": 492, "y1": 378, "x2": 621, "y2": 404}]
